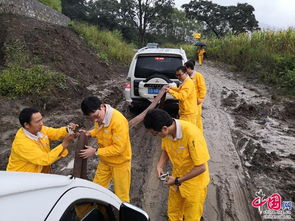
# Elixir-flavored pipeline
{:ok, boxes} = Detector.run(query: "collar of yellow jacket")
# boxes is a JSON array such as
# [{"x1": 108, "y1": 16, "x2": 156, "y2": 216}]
[
  {"x1": 179, "y1": 75, "x2": 189, "y2": 86},
  {"x1": 191, "y1": 70, "x2": 197, "y2": 79},
  {"x1": 101, "y1": 104, "x2": 114, "y2": 127},
  {"x1": 167, "y1": 119, "x2": 183, "y2": 141},
  {"x1": 22, "y1": 128, "x2": 44, "y2": 141}
]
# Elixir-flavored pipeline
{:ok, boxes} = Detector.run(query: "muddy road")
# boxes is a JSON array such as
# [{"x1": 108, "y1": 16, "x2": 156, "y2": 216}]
[
  {"x1": 1, "y1": 61, "x2": 294, "y2": 220},
  {"x1": 128, "y1": 62, "x2": 295, "y2": 221}
]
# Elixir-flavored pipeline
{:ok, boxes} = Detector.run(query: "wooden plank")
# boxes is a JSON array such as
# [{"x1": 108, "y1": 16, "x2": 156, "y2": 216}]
[{"x1": 73, "y1": 132, "x2": 88, "y2": 178}]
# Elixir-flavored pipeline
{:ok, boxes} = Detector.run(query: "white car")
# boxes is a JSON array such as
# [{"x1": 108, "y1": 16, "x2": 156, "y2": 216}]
[
  {"x1": 124, "y1": 44, "x2": 187, "y2": 113},
  {"x1": 0, "y1": 171, "x2": 149, "y2": 221}
]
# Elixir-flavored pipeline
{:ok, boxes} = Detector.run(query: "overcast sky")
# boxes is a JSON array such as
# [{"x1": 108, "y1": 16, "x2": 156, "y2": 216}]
[{"x1": 175, "y1": 0, "x2": 295, "y2": 29}]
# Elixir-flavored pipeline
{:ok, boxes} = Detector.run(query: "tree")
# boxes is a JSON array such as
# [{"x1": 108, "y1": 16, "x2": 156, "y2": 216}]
[
  {"x1": 87, "y1": 0, "x2": 121, "y2": 30},
  {"x1": 150, "y1": 8, "x2": 202, "y2": 43},
  {"x1": 182, "y1": 0, "x2": 259, "y2": 38},
  {"x1": 226, "y1": 3, "x2": 260, "y2": 35},
  {"x1": 120, "y1": 0, "x2": 175, "y2": 45}
]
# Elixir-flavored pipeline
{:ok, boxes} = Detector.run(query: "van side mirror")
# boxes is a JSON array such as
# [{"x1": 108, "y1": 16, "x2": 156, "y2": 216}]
[{"x1": 119, "y1": 203, "x2": 150, "y2": 221}]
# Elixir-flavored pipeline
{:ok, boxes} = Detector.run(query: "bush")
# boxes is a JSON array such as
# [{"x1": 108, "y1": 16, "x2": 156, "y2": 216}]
[
  {"x1": 206, "y1": 29, "x2": 295, "y2": 96},
  {"x1": 38, "y1": 0, "x2": 62, "y2": 12},
  {"x1": 0, "y1": 65, "x2": 67, "y2": 97},
  {"x1": 69, "y1": 21, "x2": 135, "y2": 65},
  {"x1": 0, "y1": 40, "x2": 67, "y2": 97}
]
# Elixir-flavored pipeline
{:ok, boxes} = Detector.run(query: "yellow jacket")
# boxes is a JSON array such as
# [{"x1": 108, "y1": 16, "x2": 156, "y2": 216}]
[
  {"x1": 191, "y1": 71, "x2": 207, "y2": 103},
  {"x1": 162, "y1": 120, "x2": 210, "y2": 197},
  {"x1": 168, "y1": 77, "x2": 197, "y2": 116},
  {"x1": 197, "y1": 48, "x2": 206, "y2": 56},
  {"x1": 89, "y1": 108, "x2": 132, "y2": 166},
  {"x1": 6, "y1": 126, "x2": 68, "y2": 173}
]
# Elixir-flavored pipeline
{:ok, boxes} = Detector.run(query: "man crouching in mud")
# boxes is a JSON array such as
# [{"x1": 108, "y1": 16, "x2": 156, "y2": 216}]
[{"x1": 144, "y1": 109, "x2": 210, "y2": 221}]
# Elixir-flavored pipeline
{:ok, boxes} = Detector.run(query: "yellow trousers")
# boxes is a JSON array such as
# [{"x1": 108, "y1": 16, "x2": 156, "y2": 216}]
[
  {"x1": 196, "y1": 104, "x2": 203, "y2": 132},
  {"x1": 180, "y1": 114, "x2": 197, "y2": 126},
  {"x1": 198, "y1": 55, "x2": 204, "y2": 65},
  {"x1": 93, "y1": 161, "x2": 131, "y2": 202},
  {"x1": 168, "y1": 186, "x2": 208, "y2": 221}
]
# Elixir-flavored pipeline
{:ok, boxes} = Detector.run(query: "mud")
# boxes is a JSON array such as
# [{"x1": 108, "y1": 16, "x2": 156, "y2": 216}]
[{"x1": 200, "y1": 61, "x2": 295, "y2": 220}]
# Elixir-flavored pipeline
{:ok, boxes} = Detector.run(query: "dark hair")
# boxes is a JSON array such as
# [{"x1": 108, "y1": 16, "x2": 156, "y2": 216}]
[
  {"x1": 19, "y1": 108, "x2": 39, "y2": 127},
  {"x1": 81, "y1": 96, "x2": 102, "y2": 115},
  {"x1": 184, "y1": 61, "x2": 194, "y2": 70},
  {"x1": 144, "y1": 109, "x2": 173, "y2": 131},
  {"x1": 176, "y1": 66, "x2": 187, "y2": 73},
  {"x1": 188, "y1": 59, "x2": 195, "y2": 66}
]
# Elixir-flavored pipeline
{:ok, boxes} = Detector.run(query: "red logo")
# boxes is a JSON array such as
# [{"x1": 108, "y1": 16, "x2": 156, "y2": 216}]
[{"x1": 251, "y1": 190, "x2": 281, "y2": 211}]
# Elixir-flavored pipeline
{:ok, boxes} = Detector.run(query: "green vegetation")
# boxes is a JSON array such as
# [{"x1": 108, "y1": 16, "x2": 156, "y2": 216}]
[
  {"x1": 38, "y1": 0, "x2": 62, "y2": 12},
  {"x1": 0, "y1": 40, "x2": 67, "y2": 98},
  {"x1": 0, "y1": 65, "x2": 66, "y2": 97},
  {"x1": 70, "y1": 21, "x2": 135, "y2": 65},
  {"x1": 206, "y1": 29, "x2": 295, "y2": 95}
]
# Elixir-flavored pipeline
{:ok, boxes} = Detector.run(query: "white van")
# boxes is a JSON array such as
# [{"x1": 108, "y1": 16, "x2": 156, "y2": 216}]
[
  {"x1": 124, "y1": 44, "x2": 187, "y2": 113},
  {"x1": 0, "y1": 171, "x2": 149, "y2": 221}
]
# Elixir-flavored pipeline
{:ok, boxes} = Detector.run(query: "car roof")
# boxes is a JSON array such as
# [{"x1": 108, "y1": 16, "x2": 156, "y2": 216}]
[
  {"x1": 0, "y1": 171, "x2": 72, "y2": 197},
  {"x1": 0, "y1": 172, "x2": 121, "y2": 220},
  {"x1": 136, "y1": 47, "x2": 186, "y2": 57}
]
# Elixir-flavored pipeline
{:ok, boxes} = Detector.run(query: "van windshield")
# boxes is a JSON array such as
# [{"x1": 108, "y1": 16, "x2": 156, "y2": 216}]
[{"x1": 135, "y1": 56, "x2": 182, "y2": 79}]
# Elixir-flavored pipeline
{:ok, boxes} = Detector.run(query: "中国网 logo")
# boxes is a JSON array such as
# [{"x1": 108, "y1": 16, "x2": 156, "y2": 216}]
[{"x1": 251, "y1": 189, "x2": 293, "y2": 219}]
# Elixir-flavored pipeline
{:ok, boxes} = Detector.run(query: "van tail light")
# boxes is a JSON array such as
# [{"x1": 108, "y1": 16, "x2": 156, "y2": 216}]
[{"x1": 125, "y1": 82, "x2": 131, "y2": 89}]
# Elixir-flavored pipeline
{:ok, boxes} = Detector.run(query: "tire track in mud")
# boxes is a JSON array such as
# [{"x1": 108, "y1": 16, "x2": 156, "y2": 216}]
[
  {"x1": 200, "y1": 64, "x2": 261, "y2": 221},
  {"x1": 199, "y1": 62, "x2": 295, "y2": 221}
]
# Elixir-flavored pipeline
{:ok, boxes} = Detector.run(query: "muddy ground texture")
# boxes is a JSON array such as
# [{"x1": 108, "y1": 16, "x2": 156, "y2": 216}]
[
  {"x1": 199, "y1": 62, "x2": 294, "y2": 221},
  {"x1": 0, "y1": 15, "x2": 294, "y2": 221}
]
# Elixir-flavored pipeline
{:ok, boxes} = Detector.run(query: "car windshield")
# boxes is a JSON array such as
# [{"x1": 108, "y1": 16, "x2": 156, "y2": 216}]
[{"x1": 135, "y1": 56, "x2": 182, "y2": 79}]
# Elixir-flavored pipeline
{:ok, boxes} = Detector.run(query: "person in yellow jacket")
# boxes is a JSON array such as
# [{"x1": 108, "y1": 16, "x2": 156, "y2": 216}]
[
  {"x1": 164, "y1": 66, "x2": 197, "y2": 125},
  {"x1": 197, "y1": 46, "x2": 206, "y2": 65},
  {"x1": 185, "y1": 61, "x2": 207, "y2": 131},
  {"x1": 144, "y1": 109, "x2": 210, "y2": 221},
  {"x1": 79, "y1": 96, "x2": 132, "y2": 202},
  {"x1": 6, "y1": 108, "x2": 77, "y2": 173}
]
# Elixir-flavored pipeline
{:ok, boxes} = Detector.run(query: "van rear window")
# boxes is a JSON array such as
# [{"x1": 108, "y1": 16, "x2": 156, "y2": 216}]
[{"x1": 135, "y1": 56, "x2": 182, "y2": 79}]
